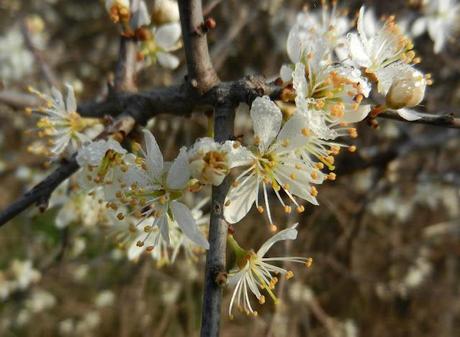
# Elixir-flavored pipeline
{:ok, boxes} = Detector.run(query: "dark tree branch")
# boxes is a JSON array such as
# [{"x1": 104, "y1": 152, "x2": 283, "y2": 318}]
[
  {"x1": 178, "y1": 0, "x2": 219, "y2": 93},
  {"x1": 200, "y1": 102, "x2": 235, "y2": 337}
]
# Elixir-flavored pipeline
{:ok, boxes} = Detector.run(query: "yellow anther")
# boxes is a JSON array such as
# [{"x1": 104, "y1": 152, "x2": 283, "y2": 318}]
[
  {"x1": 315, "y1": 162, "x2": 325, "y2": 170},
  {"x1": 286, "y1": 271, "x2": 294, "y2": 280},
  {"x1": 327, "y1": 172, "x2": 336, "y2": 181},
  {"x1": 270, "y1": 224, "x2": 278, "y2": 232},
  {"x1": 284, "y1": 205, "x2": 292, "y2": 214},
  {"x1": 301, "y1": 128, "x2": 311, "y2": 136},
  {"x1": 311, "y1": 171, "x2": 318, "y2": 180},
  {"x1": 348, "y1": 128, "x2": 358, "y2": 138},
  {"x1": 305, "y1": 257, "x2": 313, "y2": 268},
  {"x1": 259, "y1": 295, "x2": 266, "y2": 304},
  {"x1": 310, "y1": 186, "x2": 318, "y2": 197},
  {"x1": 348, "y1": 145, "x2": 357, "y2": 153},
  {"x1": 257, "y1": 206, "x2": 264, "y2": 214},
  {"x1": 143, "y1": 225, "x2": 152, "y2": 233},
  {"x1": 296, "y1": 205, "x2": 305, "y2": 213},
  {"x1": 289, "y1": 173, "x2": 297, "y2": 180}
]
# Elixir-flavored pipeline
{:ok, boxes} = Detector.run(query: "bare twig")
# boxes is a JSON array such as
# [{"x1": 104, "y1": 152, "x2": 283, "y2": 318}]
[
  {"x1": 20, "y1": 19, "x2": 59, "y2": 87},
  {"x1": 178, "y1": 0, "x2": 219, "y2": 93},
  {"x1": 376, "y1": 110, "x2": 460, "y2": 129},
  {"x1": 114, "y1": 0, "x2": 140, "y2": 92}
]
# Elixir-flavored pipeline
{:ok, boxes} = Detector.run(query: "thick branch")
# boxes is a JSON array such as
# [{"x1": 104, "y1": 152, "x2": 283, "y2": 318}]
[
  {"x1": 200, "y1": 102, "x2": 235, "y2": 337},
  {"x1": 178, "y1": 0, "x2": 219, "y2": 93}
]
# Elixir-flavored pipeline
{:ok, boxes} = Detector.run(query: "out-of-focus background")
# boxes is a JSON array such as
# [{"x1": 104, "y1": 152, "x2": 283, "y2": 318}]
[{"x1": 1, "y1": 0, "x2": 459, "y2": 336}]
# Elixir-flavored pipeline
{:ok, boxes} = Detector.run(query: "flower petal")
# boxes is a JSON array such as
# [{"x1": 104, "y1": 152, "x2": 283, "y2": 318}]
[
  {"x1": 156, "y1": 23, "x2": 181, "y2": 50},
  {"x1": 223, "y1": 174, "x2": 258, "y2": 224},
  {"x1": 250, "y1": 96, "x2": 282, "y2": 152},
  {"x1": 397, "y1": 108, "x2": 423, "y2": 121},
  {"x1": 170, "y1": 201, "x2": 209, "y2": 249},
  {"x1": 256, "y1": 224, "x2": 298, "y2": 257},
  {"x1": 157, "y1": 52, "x2": 180, "y2": 69},
  {"x1": 143, "y1": 129, "x2": 164, "y2": 178},
  {"x1": 166, "y1": 147, "x2": 190, "y2": 189}
]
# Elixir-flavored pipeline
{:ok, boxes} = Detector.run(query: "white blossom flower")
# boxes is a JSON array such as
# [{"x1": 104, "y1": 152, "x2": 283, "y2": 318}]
[
  {"x1": 0, "y1": 28, "x2": 34, "y2": 82},
  {"x1": 25, "y1": 290, "x2": 56, "y2": 313},
  {"x1": 10, "y1": 260, "x2": 41, "y2": 290},
  {"x1": 27, "y1": 85, "x2": 100, "y2": 158},
  {"x1": 76, "y1": 139, "x2": 133, "y2": 200},
  {"x1": 105, "y1": 0, "x2": 130, "y2": 23},
  {"x1": 141, "y1": 23, "x2": 182, "y2": 69},
  {"x1": 412, "y1": 0, "x2": 460, "y2": 53},
  {"x1": 94, "y1": 290, "x2": 115, "y2": 308},
  {"x1": 153, "y1": 0, "x2": 180, "y2": 25},
  {"x1": 114, "y1": 130, "x2": 209, "y2": 249},
  {"x1": 292, "y1": 59, "x2": 370, "y2": 138},
  {"x1": 227, "y1": 224, "x2": 312, "y2": 318},
  {"x1": 286, "y1": 0, "x2": 350, "y2": 63},
  {"x1": 187, "y1": 137, "x2": 246, "y2": 186},
  {"x1": 223, "y1": 96, "x2": 328, "y2": 229},
  {"x1": 347, "y1": 7, "x2": 418, "y2": 94}
]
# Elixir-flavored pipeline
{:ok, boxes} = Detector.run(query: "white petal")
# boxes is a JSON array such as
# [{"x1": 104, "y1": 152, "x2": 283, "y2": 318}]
[
  {"x1": 276, "y1": 114, "x2": 309, "y2": 151},
  {"x1": 397, "y1": 108, "x2": 423, "y2": 121},
  {"x1": 347, "y1": 33, "x2": 371, "y2": 68},
  {"x1": 341, "y1": 104, "x2": 371, "y2": 123},
  {"x1": 65, "y1": 84, "x2": 77, "y2": 113},
  {"x1": 157, "y1": 52, "x2": 180, "y2": 69},
  {"x1": 280, "y1": 64, "x2": 293, "y2": 82},
  {"x1": 143, "y1": 129, "x2": 164, "y2": 178},
  {"x1": 256, "y1": 224, "x2": 298, "y2": 257},
  {"x1": 250, "y1": 96, "x2": 282, "y2": 152},
  {"x1": 222, "y1": 141, "x2": 254, "y2": 169},
  {"x1": 166, "y1": 147, "x2": 190, "y2": 189},
  {"x1": 170, "y1": 201, "x2": 209, "y2": 249},
  {"x1": 411, "y1": 18, "x2": 427, "y2": 37},
  {"x1": 130, "y1": 0, "x2": 151, "y2": 29},
  {"x1": 156, "y1": 23, "x2": 181, "y2": 50},
  {"x1": 223, "y1": 175, "x2": 258, "y2": 224}
]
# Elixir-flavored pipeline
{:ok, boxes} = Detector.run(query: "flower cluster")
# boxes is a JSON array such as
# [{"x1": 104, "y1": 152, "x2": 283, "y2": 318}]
[
  {"x1": 105, "y1": 0, "x2": 182, "y2": 69},
  {"x1": 31, "y1": 1, "x2": 435, "y2": 320}
]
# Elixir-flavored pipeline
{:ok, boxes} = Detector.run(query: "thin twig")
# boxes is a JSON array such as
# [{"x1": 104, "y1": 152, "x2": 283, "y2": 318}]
[{"x1": 20, "y1": 19, "x2": 59, "y2": 87}]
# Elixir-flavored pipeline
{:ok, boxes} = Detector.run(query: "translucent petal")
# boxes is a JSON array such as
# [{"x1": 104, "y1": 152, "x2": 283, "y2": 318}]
[
  {"x1": 143, "y1": 130, "x2": 164, "y2": 179},
  {"x1": 170, "y1": 201, "x2": 209, "y2": 249},
  {"x1": 166, "y1": 147, "x2": 190, "y2": 189},
  {"x1": 250, "y1": 96, "x2": 282, "y2": 153},
  {"x1": 156, "y1": 23, "x2": 181, "y2": 50},
  {"x1": 256, "y1": 224, "x2": 298, "y2": 257},
  {"x1": 223, "y1": 174, "x2": 258, "y2": 224},
  {"x1": 157, "y1": 52, "x2": 180, "y2": 69}
]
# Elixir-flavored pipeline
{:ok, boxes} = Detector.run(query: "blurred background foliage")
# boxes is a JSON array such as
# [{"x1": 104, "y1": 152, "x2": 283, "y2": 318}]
[{"x1": 0, "y1": 0, "x2": 460, "y2": 336}]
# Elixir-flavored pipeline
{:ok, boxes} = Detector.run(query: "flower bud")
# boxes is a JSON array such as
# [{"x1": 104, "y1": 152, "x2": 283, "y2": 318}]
[
  {"x1": 386, "y1": 68, "x2": 426, "y2": 109},
  {"x1": 152, "y1": 0, "x2": 180, "y2": 25},
  {"x1": 188, "y1": 138, "x2": 230, "y2": 186},
  {"x1": 105, "y1": 0, "x2": 130, "y2": 23}
]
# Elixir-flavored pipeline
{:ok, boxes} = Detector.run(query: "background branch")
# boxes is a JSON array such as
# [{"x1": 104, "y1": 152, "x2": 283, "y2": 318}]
[{"x1": 178, "y1": 0, "x2": 219, "y2": 93}]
